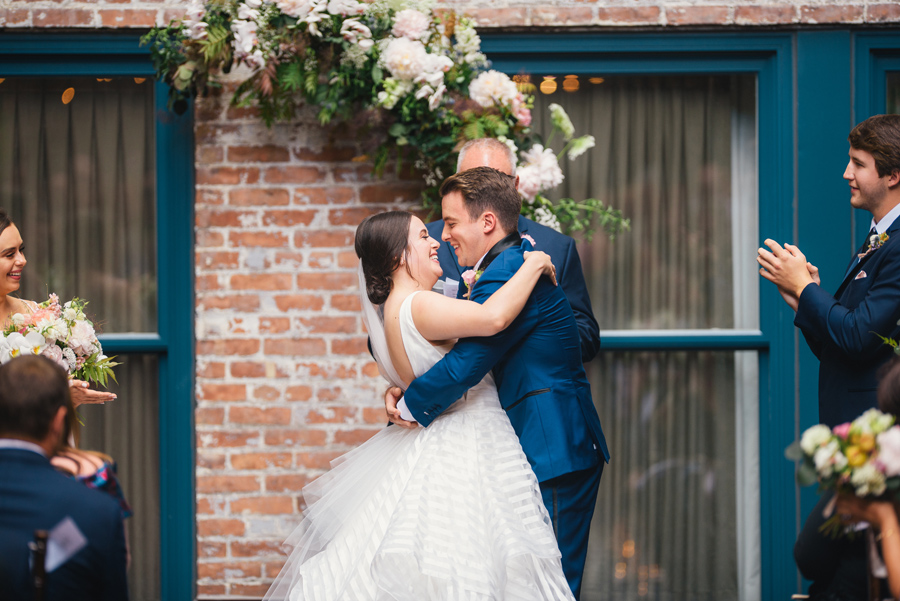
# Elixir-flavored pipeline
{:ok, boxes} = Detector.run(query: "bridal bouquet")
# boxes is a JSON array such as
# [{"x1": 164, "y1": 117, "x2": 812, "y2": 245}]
[
  {"x1": 786, "y1": 409, "x2": 900, "y2": 501},
  {"x1": 0, "y1": 294, "x2": 118, "y2": 386}
]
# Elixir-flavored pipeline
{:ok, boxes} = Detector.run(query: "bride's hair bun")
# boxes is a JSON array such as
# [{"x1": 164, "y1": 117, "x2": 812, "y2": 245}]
[{"x1": 355, "y1": 211, "x2": 412, "y2": 305}]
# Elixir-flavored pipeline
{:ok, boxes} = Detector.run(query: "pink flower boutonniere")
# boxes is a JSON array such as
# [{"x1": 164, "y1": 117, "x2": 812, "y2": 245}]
[
  {"x1": 859, "y1": 232, "x2": 890, "y2": 260},
  {"x1": 521, "y1": 233, "x2": 536, "y2": 247},
  {"x1": 461, "y1": 268, "x2": 483, "y2": 299}
]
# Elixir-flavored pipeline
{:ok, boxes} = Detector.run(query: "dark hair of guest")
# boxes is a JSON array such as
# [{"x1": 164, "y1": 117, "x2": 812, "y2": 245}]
[
  {"x1": 355, "y1": 211, "x2": 412, "y2": 305},
  {"x1": 0, "y1": 209, "x2": 11, "y2": 236},
  {"x1": 0, "y1": 355, "x2": 70, "y2": 442},
  {"x1": 878, "y1": 355, "x2": 900, "y2": 418}
]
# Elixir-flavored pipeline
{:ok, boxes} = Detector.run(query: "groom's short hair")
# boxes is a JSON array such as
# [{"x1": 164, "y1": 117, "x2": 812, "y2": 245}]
[
  {"x1": 849, "y1": 114, "x2": 900, "y2": 178},
  {"x1": 439, "y1": 166, "x2": 521, "y2": 234}
]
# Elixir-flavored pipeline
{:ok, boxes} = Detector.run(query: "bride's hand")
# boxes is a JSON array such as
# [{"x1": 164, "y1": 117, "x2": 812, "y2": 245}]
[
  {"x1": 68, "y1": 379, "x2": 117, "y2": 407},
  {"x1": 524, "y1": 251, "x2": 557, "y2": 286},
  {"x1": 384, "y1": 386, "x2": 417, "y2": 429}
]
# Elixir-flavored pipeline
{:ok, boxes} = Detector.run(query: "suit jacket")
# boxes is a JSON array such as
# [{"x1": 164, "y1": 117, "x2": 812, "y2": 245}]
[
  {"x1": 0, "y1": 447, "x2": 129, "y2": 601},
  {"x1": 795, "y1": 216, "x2": 900, "y2": 427},
  {"x1": 427, "y1": 215, "x2": 601, "y2": 363},
  {"x1": 403, "y1": 239, "x2": 610, "y2": 483}
]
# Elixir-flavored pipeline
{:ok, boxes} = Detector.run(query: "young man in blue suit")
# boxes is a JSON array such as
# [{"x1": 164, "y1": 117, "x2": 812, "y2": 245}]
[
  {"x1": 427, "y1": 137, "x2": 601, "y2": 363},
  {"x1": 0, "y1": 355, "x2": 129, "y2": 601},
  {"x1": 395, "y1": 166, "x2": 609, "y2": 600},
  {"x1": 758, "y1": 114, "x2": 900, "y2": 427}
]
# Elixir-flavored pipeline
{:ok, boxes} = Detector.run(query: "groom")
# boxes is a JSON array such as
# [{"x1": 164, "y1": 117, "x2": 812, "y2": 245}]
[{"x1": 398, "y1": 166, "x2": 609, "y2": 599}]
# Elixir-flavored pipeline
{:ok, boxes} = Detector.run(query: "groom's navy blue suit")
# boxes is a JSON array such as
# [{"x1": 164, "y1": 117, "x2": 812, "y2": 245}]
[
  {"x1": 404, "y1": 235, "x2": 609, "y2": 598},
  {"x1": 795, "y1": 215, "x2": 900, "y2": 427},
  {"x1": 427, "y1": 215, "x2": 601, "y2": 363}
]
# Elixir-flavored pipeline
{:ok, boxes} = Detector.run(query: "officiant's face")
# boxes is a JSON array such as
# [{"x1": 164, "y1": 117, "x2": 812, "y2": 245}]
[
  {"x1": 441, "y1": 191, "x2": 485, "y2": 267},
  {"x1": 0, "y1": 223, "x2": 26, "y2": 296}
]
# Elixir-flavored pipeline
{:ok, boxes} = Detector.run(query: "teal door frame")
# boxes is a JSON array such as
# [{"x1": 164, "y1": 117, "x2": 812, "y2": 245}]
[
  {"x1": 0, "y1": 34, "x2": 196, "y2": 601},
  {"x1": 482, "y1": 32, "x2": 796, "y2": 599}
]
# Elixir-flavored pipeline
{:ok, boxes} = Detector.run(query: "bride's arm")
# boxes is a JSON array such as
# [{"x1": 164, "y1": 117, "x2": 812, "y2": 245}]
[{"x1": 412, "y1": 251, "x2": 556, "y2": 341}]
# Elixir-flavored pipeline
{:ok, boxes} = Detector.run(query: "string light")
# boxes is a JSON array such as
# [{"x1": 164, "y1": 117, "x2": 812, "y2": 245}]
[
  {"x1": 61, "y1": 88, "x2": 75, "y2": 104},
  {"x1": 563, "y1": 75, "x2": 579, "y2": 92},
  {"x1": 539, "y1": 76, "x2": 557, "y2": 95}
]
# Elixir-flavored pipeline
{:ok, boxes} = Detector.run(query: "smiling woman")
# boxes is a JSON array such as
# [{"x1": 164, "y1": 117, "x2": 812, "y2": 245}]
[{"x1": 0, "y1": 210, "x2": 29, "y2": 327}]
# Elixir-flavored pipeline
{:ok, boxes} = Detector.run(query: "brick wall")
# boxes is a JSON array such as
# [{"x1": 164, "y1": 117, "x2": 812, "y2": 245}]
[{"x1": 4, "y1": 0, "x2": 900, "y2": 598}]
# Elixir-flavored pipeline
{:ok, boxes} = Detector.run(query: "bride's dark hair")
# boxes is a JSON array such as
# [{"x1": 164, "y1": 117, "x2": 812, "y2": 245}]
[
  {"x1": 0, "y1": 210, "x2": 11, "y2": 235},
  {"x1": 355, "y1": 211, "x2": 412, "y2": 305}
]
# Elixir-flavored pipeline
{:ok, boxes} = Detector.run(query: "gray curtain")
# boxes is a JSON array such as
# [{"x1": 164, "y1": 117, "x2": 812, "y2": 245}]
[
  {"x1": 532, "y1": 75, "x2": 759, "y2": 600},
  {"x1": 0, "y1": 78, "x2": 161, "y2": 600}
]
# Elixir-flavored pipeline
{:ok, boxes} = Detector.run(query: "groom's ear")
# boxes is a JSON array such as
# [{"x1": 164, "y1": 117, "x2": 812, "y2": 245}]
[{"x1": 481, "y1": 211, "x2": 499, "y2": 234}]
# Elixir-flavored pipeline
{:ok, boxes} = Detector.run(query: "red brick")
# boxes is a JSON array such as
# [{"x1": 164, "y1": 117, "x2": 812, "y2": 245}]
[
  {"x1": 229, "y1": 231, "x2": 289, "y2": 248},
  {"x1": 196, "y1": 188, "x2": 225, "y2": 206},
  {"x1": 272, "y1": 251, "x2": 304, "y2": 268},
  {"x1": 265, "y1": 561, "x2": 288, "y2": 578},
  {"x1": 298, "y1": 363, "x2": 357, "y2": 379},
  {"x1": 195, "y1": 275, "x2": 220, "y2": 292},
  {"x1": 801, "y1": 4, "x2": 862, "y2": 23},
  {"x1": 197, "y1": 361, "x2": 226, "y2": 379},
  {"x1": 197, "y1": 294, "x2": 261, "y2": 312},
  {"x1": 274, "y1": 294, "x2": 324, "y2": 311},
  {"x1": 231, "y1": 496, "x2": 294, "y2": 514},
  {"x1": 264, "y1": 338, "x2": 326, "y2": 356},
  {"x1": 334, "y1": 166, "x2": 374, "y2": 182},
  {"x1": 337, "y1": 251, "x2": 358, "y2": 268},
  {"x1": 531, "y1": 6, "x2": 593, "y2": 25},
  {"x1": 197, "y1": 339, "x2": 261, "y2": 356},
  {"x1": 362, "y1": 362, "x2": 380, "y2": 378},
  {"x1": 331, "y1": 294, "x2": 361, "y2": 312},
  {"x1": 229, "y1": 406, "x2": 291, "y2": 425},
  {"x1": 225, "y1": 104, "x2": 262, "y2": 119},
  {"x1": 306, "y1": 407, "x2": 357, "y2": 424},
  {"x1": 329, "y1": 207, "x2": 379, "y2": 226},
  {"x1": 197, "y1": 561, "x2": 262, "y2": 580},
  {"x1": 735, "y1": 5, "x2": 797, "y2": 25},
  {"x1": 253, "y1": 385, "x2": 281, "y2": 401},
  {"x1": 230, "y1": 273, "x2": 293, "y2": 291},
  {"x1": 596, "y1": 6, "x2": 660, "y2": 23},
  {"x1": 294, "y1": 146, "x2": 359, "y2": 161},
  {"x1": 230, "y1": 188, "x2": 291, "y2": 206},
  {"x1": 199, "y1": 383, "x2": 247, "y2": 402},
  {"x1": 299, "y1": 316, "x2": 357, "y2": 334},
  {"x1": 359, "y1": 183, "x2": 422, "y2": 204},
  {"x1": 197, "y1": 145, "x2": 224, "y2": 165},
  {"x1": 297, "y1": 230, "x2": 355, "y2": 248},
  {"x1": 334, "y1": 428, "x2": 381, "y2": 446},
  {"x1": 667, "y1": 6, "x2": 730, "y2": 25},
  {"x1": 230, "y1": 361, "x2": 273, "y2": 378},
  {"x1": 196, "y1": 230, "x2": 225, "y2": 247},
  {"x1": 231, "y1": 452, "x2": 292, "y2": 470},
  {"x1": 231, "y1": 539, "x2": 285, "y2": 557},
  {"x1": 198, "y1": 430, "x2": 259, "y2": 448},
  {"x1": 196, "y1": 407, "x2": 225, "y2": 425},
  {"x1": 197, "y1": 251, "x2": 240, "y2": 270},
  {"x1": 196, "y1": 498, "x2": 215, "y2": 514},
  {"x1": 197, "y1": 518, "x2": 245, "y2": 537},
  {"x1": 231, "y1": 583, "x2": 274, "y2": 597},
  {"x1": 228, "y1": 145, "x2": 290, "y2": 162},
  {"x1": 2, "y1": 9, "x2": 31, "y2": 26},
  {"x1": 332, "y1": 337, "x2": 368, "y2": 355},
  {"x1": 195, "y1": 123, "x2": 240, "y2": 146},
  {"x1": 262, "y1": 209, "x2": 317, "y2": 226},
  {"x1": 264, "y1": 428, "x2": 326, "y2": 446},
  {"x1": 468, "y1": 7, "x2": 527, "y2": 27},
  {"x1": 869, "y1": 4, "x2": 900, "y2": 22},
  {"x1": 296, "y1": 451, "x2": 344, "y2": 470},
  {"x1": 199, "y1": 541, "x2": 227, "y2": 558},
  {"x1": 197, "y1": 584, "x2": 226, "y2": 596},
  {"x1": 362, "y1": 407, "x2": 389, "y2": 424},
  {"x1": 308, "y1": 251, "x2": 335, "y2": 269},
  {"x1": 286, "y1": 385, "x2": 313, "y2": 402},
  {"x1": 256, "y1": 317, "x2": 289, "y2": 334},
  {"x1": 197, "y1": 452, "x2": 226, "y2": 470},
  {"x1": 197, "y1": 209, "x2": 255, "y2": 228},
  {"x1": 264, "y1": 166, "x2": 324, "y2": 184},
  {"x1": 99, "y1": 9, "x2": 157, "y2": 27},
  {"x1": 293, "y1": 186, "x2": 355, "y2": 205},
  {"x1": 196, "y1": 166, "x2": 260, "y2": 185},
  {"x1": 196, "y1": 475, "x2": 260, "y2": 493},
  {"x1": 265, "y1": 474, "x2": 313, "y2": 493},
  {"x1": 34, "y1": 8, "x2": 93, "y2": 26},
  {"x1": 296, "y1": 273, "x2": 356, "y2": 290}
]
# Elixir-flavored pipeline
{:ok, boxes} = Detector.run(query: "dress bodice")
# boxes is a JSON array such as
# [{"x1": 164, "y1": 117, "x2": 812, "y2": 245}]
[{"x1": 398, "y1": 291, "x2": 499, "y2": 415}]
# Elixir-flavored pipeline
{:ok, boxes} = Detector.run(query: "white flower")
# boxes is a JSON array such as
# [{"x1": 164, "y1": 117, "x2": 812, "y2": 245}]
[
  {"x1": 468, "y1": 70, "x2": 518, "y2": 109},
  {"x1": 377, "y1": 77, "x2": 413, "y2": 109},
  {"x1": 851, "y1": 462, "x2": 887, "y2": 497},
  {"x1": 517, "y1": 144, "x2": 564, "y2": 199},
  {"x1": 800, "y1": 424, "x2": 834, "y2": 456},
  {"x1": 245, "y1": 0, "x2": 263, "y2": 7},
  {"x1": 516, "y1": 166, "x2": 542, "y2": 204},
  {"x1": 276, "y1": 0, "x2": 313, "y2": 18},
  {"x1": 427, "y1": 83, "x2": 445, "y2": 110},
  {"x1": 392, "y1": 9, "x2": 431, "y2": 40},
  {"x1": 11, "y1": 313, "x2": 26, "y2": 328},
  {"x1": 2, "y1": 331, "x2": 47, "y2": 360},
  {"x1": 327, "y1": 0, "x2": 364, "y2": 16},
  {"x1": 182, "y1": 0, "x2": 208, "y2": 40},
  {"x1": 878, "y1": 427, "x2": 900, "y2": 477},
  {"x1": 231, "y1": 19, "x2": 258, "y2": 55},
  {"x1": 341, "y1": 44, "x2": 370, "y2": 68},
  {"x1": 67, "y1": 320, "x2": 98, "y2": 356},
  {"x1": 533, "y1": 206, "x2": 561, "y2": 232},
  {"x1": 238, "y1": 3, "x2": 260, "y2": 21},
  {"x1": 340, "y1": 18, "x2": 373, "y2": 47},
  {"x1": 549, "y1": 103, "x2": 575, "y2": 140},
  {"x1": 453, "y1": 18, "x2": 481, "y2": 56},
  {"x1": 63, "y1": 307, "x2": 77, "y2": 321},
  {"x1": 41, "y1": 344, "x2": 69, "y2": 371},
  {"x1": 63, "y1": 347, "x2": 77, "y2": 368},
  {"x1": 814, "y1": 440, "x2": 847, "y2": 479},
  {"x1": 567, "y1": 135, "x2": 595, "y2": 161},
  {"x1": 382, "y1": 37, "x2": 428, "y2": 81}
]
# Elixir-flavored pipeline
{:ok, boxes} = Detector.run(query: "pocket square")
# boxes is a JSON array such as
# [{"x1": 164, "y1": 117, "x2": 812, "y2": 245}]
[{"x1": 855, "y1": 270, "x2": 867, "y2": 280}]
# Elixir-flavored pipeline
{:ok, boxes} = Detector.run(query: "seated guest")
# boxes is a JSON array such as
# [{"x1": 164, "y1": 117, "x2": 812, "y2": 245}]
[{"x1": 0, "y1": 355, "x2": 128, "y2": 601}]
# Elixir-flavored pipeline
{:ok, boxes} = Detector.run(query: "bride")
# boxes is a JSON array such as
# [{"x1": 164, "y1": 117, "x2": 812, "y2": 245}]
[{"x1": 264, "y1": 210, "x2": 574, "y2": 601}]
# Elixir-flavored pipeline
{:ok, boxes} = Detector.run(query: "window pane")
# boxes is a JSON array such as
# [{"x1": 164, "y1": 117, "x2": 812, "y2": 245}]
[
  {"x1": 78, "y1": 354, "x2": 161, "y2": 601},
  {"x1": 0, "y1": 77, "x2": 157, "y2": 333},
  {"x1": 582, "y1": 351, "x2": 759, "y2": 601},
  {"x1": 530, "y1": 74, "x2": 759, "y2": 330}
]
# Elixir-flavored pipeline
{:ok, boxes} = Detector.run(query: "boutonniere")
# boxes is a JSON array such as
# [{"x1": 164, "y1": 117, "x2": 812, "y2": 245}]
[
  {"x1": 859, "y1": 232, "x2": 890, "y2": 260},
  {"x1": 461, "y1": 268, "x2": 483, "y2": 299}
]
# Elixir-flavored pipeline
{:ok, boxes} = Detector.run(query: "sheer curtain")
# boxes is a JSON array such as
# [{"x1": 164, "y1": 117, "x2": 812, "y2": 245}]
[
  {"x1": 532, "y1": 75, "x2": 760, "y2": 600},
  {"x1": 0, "y1": 78, "x2": 160, "y2": 600}
]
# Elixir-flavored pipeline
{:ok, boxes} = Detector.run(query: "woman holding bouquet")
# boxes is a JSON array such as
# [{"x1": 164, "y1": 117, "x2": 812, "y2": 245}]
[{"x1": 0, "y1": 210, "x2": 115, "y2": 406}]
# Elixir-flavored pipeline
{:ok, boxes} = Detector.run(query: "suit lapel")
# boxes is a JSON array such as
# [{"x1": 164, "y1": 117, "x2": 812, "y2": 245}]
[{"x1": 836, "y1": 218, "x2": 900, "y2": 297}]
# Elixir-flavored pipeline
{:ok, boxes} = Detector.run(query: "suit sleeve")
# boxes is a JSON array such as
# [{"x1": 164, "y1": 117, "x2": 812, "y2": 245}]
[
  {"x1": 100, "y1": 507, "x2": 129, "y2": 601},
  {"x1": 403, "y1": 268, "x2": 537, "y2": 427},
  {"x1": 794, "y1": 248, "x2": 900, "y2": 359},
  {"x1": 558, "y1": 237, "x2": 601, "y2": 363}
]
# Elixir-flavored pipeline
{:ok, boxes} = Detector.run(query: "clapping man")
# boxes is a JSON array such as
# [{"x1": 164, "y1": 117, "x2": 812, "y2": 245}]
[{"x1": 0, "y1": 355, "x2": 129, "y2": 601}]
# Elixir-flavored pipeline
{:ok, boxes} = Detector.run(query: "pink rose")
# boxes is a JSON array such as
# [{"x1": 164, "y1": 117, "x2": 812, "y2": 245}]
[
  {"x1": 461, "y1": 269, "x2": 477, "y2": 289},
  {"x1": 41, "y1": 344, "x2": 69, "y2": 371},
  {"x1": 521, "y1": 233, "x2": 536, "y2": 247},
  {"x1": 833, "y1": 422, "x2": 852, "y2": 439}
]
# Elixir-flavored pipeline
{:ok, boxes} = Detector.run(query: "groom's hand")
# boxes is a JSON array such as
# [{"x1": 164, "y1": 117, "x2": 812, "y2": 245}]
[
  {"x1": 384, "y1": 386, "x2": 418, "y2": 429},
  {"x1": 758, "y1": 239, "x2": 816, "y2": 298}
]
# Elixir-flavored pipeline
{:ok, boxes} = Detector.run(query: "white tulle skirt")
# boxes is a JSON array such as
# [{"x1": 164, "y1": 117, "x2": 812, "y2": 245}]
[{"x1": 263, "y1": 403, "x2": 574, "y2": 601}]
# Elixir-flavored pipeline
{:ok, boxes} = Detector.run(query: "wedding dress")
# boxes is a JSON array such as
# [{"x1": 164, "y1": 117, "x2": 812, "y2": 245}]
[{"x1": 264, "y1": 291, "x2": 574, "y2": 601}]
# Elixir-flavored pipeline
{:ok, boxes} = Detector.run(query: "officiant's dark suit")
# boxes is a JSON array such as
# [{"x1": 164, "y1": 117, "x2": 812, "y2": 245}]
[{"x1": 0, "y1": 356, "x2": 128, "y2": 601}]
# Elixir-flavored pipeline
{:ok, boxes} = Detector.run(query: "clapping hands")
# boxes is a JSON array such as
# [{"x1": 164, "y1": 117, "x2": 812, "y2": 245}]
[{"x1": 757, "y1": 239, "x2": 820, "y2": 310}]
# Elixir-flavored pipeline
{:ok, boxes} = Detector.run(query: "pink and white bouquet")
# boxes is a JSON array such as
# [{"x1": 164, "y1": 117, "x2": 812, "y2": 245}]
[
  {"x1": 787, "y1": 408, "x2": 900, "y2": 499},
  {"x1": 0, "y1": 294, "x2": 118, "y2": 387}
]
